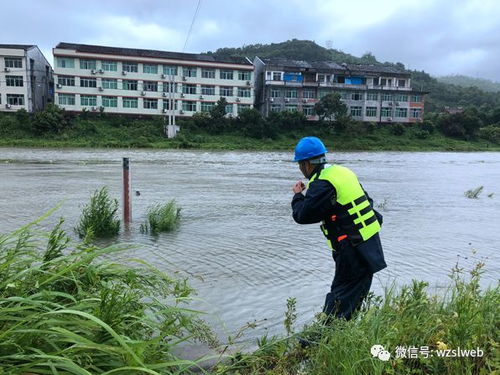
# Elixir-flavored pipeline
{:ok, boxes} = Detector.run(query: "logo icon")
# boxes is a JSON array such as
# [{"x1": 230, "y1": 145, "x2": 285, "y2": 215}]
[{"x1": 371, "y1": 344, "x2": 391, "y2": 361}]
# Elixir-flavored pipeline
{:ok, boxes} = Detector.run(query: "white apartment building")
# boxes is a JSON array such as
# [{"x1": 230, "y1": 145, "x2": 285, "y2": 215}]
[
  {"x1": 53, "y1": 43, "x2": 254, "y2": 117},
  {"x1": 0, "y1": 44, "x2": 53, "y2": 113}
]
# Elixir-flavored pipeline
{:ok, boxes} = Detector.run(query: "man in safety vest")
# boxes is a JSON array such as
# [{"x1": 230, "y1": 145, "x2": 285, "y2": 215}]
[{"x1": 291, "y1": 136, "x2": 386, "y2": 322}]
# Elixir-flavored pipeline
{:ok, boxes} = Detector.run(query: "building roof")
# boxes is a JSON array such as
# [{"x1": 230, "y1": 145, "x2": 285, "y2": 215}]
[
  {"x1": 55, "y1": 42, "x2": 252, "y2": 66},
  {"x1": 0, "y1": 44, "x2": 35, "y2": 50},
  {"x1": 260, "y1": 57, "x2": 408, "y2": 75}
]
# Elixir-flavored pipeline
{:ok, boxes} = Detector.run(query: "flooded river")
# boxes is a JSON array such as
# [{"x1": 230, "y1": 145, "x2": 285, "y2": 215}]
[{"x1": 1, "y1": 148, "x2": 499, "y2": 347}]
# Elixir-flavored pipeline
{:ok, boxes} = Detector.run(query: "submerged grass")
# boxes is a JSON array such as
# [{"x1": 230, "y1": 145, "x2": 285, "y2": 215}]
[
  {"x1": 465, "y1": 186, "x2": 484, "y2": 199},
  {"x1": 0, "y1": 218, "x2": 217, "y2": 374},
  {"x1": 75, "y1": 186, "x2": 120, "y2": 239},
  {"x1": 217, "y1": 260, "x2": 499, "y2": 375},
  {"x1": 140, "y1": 200, "x2": 181, "y2": 235}
]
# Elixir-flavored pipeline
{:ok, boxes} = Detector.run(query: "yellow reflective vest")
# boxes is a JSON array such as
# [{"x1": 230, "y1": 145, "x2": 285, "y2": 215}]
[{"x1": 308, "y1": 164, "x2": 381, "y2": 249}]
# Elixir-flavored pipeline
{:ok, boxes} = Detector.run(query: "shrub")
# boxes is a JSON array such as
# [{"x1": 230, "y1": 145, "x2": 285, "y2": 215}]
[
  {"x1": 478, "y1": 125, "x2": 500, "y2": 144},
  {"x1": 32, "y1": 104, "x2": 74, "y2": 134},
  {"x1": 75, "y1": 186, "x2": 120, "y2": 239},
  {"x1": 0, "y1": 219, "x2": 216, "y2": 374},
  {"x1": 391, "y1": 122, "x2": 406, "y2": 136},
  {"x1": 140, "y1": 199, "x2": 181, "y2": 234}
]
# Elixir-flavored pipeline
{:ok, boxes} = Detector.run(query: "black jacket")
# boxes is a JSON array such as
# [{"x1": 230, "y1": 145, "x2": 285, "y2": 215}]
[{"x1": 291, "y1": 165, "x2": 387, "y2": 279}]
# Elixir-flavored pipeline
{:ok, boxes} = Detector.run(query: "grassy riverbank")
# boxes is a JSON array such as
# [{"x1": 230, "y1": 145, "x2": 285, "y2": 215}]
[
  {"x1": 1, "y1": 216, "x2": 498, "y2": 374},
  {"x1": 217, "y1": 263, "x2": 499, "y2": 375},
  {"x1": 0, "y1": 110, "x2": 499, "y2": 151}
]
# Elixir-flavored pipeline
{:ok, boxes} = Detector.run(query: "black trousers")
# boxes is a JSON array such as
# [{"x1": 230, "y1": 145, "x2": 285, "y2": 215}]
[{"x1": 323, "y1": 272, "x2": 373, "y2": 321}]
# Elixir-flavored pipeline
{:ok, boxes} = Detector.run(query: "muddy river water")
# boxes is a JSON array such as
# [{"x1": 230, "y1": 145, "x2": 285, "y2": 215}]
[{"x1": 1, "y1": 148, "x2": 499, "y2": 347}]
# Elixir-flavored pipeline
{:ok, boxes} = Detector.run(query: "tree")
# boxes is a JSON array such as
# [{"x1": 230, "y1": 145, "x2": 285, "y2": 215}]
[
  {"x1": 314, "y1": 93, "x2": 349, "y2": 131},
  {"x1": 32, "y1": 104, "x2": 73, "y2": 135},
  {"x1": 210, "y1": 98, "x2": 228, "y2": 122},
  {"x1": 237, "y1": 108, "x2": 276, "y2": 139}
]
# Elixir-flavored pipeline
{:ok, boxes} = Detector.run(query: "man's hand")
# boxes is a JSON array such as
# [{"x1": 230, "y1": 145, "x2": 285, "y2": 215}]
[{"x1": 292, "y1": 180, "x2": 306, "y2": 194}]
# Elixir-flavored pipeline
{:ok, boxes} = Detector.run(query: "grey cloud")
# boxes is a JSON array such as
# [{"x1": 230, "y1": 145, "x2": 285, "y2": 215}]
[{"x1": 1, "y1": 0, "x2": 498, "y2": 81}]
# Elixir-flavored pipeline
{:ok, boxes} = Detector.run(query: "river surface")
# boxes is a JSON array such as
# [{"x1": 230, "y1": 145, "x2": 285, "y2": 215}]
[{"x1": 1, "y1": 148, "x2": 499, "y2": 349}]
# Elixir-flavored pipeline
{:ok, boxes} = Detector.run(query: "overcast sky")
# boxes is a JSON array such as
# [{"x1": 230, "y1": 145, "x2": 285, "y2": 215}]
[{"x1": 2, "y1": 0, "x2": 499, "y2": 81}]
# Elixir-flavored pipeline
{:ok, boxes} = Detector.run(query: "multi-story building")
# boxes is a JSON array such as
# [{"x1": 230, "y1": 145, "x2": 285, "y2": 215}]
[
  {"x1": 254, "y1": 57, "x2": 426, "y2": 123},
  {"x1": 0, "y1": 44, "x2": 53, "y2": 113},
  {"x1": 53, "y1": 42, "x2": 254, "y2": 117}
]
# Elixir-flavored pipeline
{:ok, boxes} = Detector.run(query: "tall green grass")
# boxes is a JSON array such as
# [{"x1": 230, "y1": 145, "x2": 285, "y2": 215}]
[
  {"x1": 75, "y1": 186, "x2": 120, "y2": 239},
  {"x1": 0, "y1": 219, "x2": 217, "y2": 374},
  {"x1": 140, "y1": 200, "x2": 181, "y2": 235},
  {"x1": 218, "y1": 261, "x2": 499, "y2": 375}
]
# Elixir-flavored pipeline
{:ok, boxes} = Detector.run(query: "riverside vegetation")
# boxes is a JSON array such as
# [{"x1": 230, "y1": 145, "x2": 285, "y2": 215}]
[
  {"x1": 140, "y1": 200, "x2": 182, "y2": 235},
  {"x1": 0, "y1": 99, "x2": 500, "y2": 151},
  {"x1": 1, "y1": 216, "x2": 498, "y2": 374}
]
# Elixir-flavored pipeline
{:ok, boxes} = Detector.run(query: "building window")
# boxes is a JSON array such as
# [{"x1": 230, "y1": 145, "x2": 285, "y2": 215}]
[
  {"x1": 143, "y1": 98, "x2": 158, "y2": 109},
  {"x1": 58, "y1": 94, "x2": 75, "y2": 106},
  {"x1": 123, "y1": 80, "x2": 138, "y2": 91},
  {"x1": 237, "y1": 87, "x2": 251, "y2": 97},
  {"x1": 102, "y1": 60, "x2": 117, "y2": 72},
  {"x1": 303, "y1": 106, "x2": 315, "y2": 116},
  {"x1": 5, "y1": 57, "x2": 22, "y2": 68},
  {"x1": 411, "y1": 108, "x2": 422, "y2": 118},
  {"x1": 122, "y1": 61, "x2": 138, "y2": 72},
  {"x1": 395, "y1": 94, "x2": 408, "y2": 102},
  {"x1": 220, "y1": 86, "x2": 233, "y2": 97},
  {"x1": 201, "y1": 85, "x2": 215, "y2": 95},
  {"x1": 351, "y1": 92, "x2": 364, "y2": 101},
  {"x1": 285, "y1": 105, "x2": 298, "y2": 112},
  {"x1": 350, "y1": 106, "x2": 362, "y2": 117},
  {"x1": 272, "y1": 72, "x2": 282, "y2": 81},
  {"x1": 395, "y1": 108, "x2": 408, "y2": 118},
  {"x1": 81, "y1": 95, "x2": 97, "y2": 106},
  {"x1": 285, "y1": 89, "x2": 298, "y2": 98},
  {"x1": 303, "y1": 90, "x2": 315, "y2": 99},
  {"x1": 56, "y1": 57, "x2": 75, "y2": 69},
  {"x1": 102, "y1": 78, "x2": 118, "y2": 89},
  {"x1": 123, "y1": 97, "x2": 138, "y2": 108},
  {"x1": 270, "y1": 89, "x2": 281, "y2": 98},
  {"x1": 57, "y1": 76, "x2": 75, "y2": 86},
  {"x1": 220, "y1": 70, "x2": 234, "y2": 80},
  {"x1": 201, "y1": 68, "x2": 215, "y2": 79},
  {"x1": 163, "y1": 82, "x2": 177, "y2": 93},
  {"x1": 225, "y1": 104, "x2": 233, "y2": 114},
  {"x1": 237, "y1": 104, "x2": 251, "y2": 113},
  {"x1": 80, "y1": 77, "x2": 97, "y2": 88},
  {"x1": 367, "y1": 92, "x2": 378, "y2": 101},
  {"x1": 183, "y1": 67, "x2": 197, "y2": 77},
  {"x1": 143, "y1": 64, "x2": 158, "y2": 74},
  {"x1": 381, "y1": 107, "x2": 393, "y2": 117},
  {"x1": 163, "y1": 99, "x2": 177, "y2": 110},
  {"x1": 6, "y1": 75, "x2": 23, "y2": 87},
  {"x1": 182, "y1": 84, "x2": 197, "y2": 95},
  {"x1": 143, "y1": 81, "x2": 158, "y2": 92},
  {"x1": 163, "y1": 65, "x2": 178, "y2": 76},
  {"x1": 270, "y1": 104, "x2": 281, "y2": 112},
  {"x1": 102, "y1": 96, "x2": 118, "y2": 108},
  {"x1": 80, "y1": 59, "x2": 96, "y2": 70},
  {"x1": 366, "y1": 107, "x2": 377, "y2": 117},
  {"x1": 201, "y1": 102, "x2": 215, "y2": 112},
  {"x1": 238, "y1": 71, "x2": 251, "y2": 80},
  {"x1": 382, "y1": 93, "x2": 393, "y2": 101},
  {"x1": 398, "y1": 79, "x2": 406, "y2": 87},
  {"x1": 412, "y1": 95, "x2": 422, "y2": 102},
  {"x1": 6, "y1": 94, "x2": 24, "y2": 105},
  {"x1": 182, "y1": 101, "x2": 196, "y2": 112}
]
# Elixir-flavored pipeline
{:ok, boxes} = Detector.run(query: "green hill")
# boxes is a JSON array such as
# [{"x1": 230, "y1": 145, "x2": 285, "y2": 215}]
[
  {"x1": 437, "y1": 75, "x2": 500, "y2": 93},
  {"x1": 206, "y1": 39, "x2": 500, "y2": 112}
]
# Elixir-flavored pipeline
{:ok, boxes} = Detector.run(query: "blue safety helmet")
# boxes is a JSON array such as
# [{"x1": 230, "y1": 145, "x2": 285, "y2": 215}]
[{"x1": 293, "y1": 136, "x2": 328, "y2": 162}]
